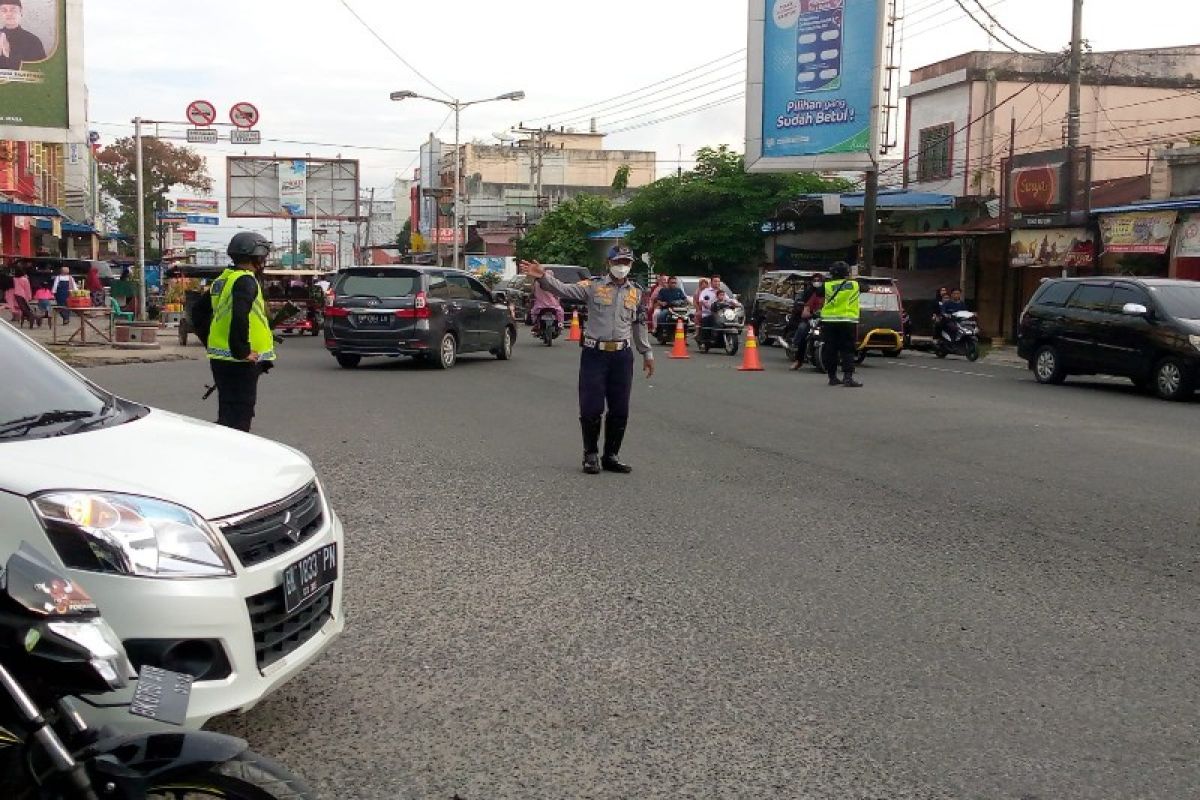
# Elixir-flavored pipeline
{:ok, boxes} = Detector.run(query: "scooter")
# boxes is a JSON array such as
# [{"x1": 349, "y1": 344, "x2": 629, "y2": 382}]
[
  {"x1": 532, "y1": 308, "x2": 562, "y2": 346},
  {"x1": 0, "y1": 542, "x2": 316, "y2": 800},
  {"x1": 934, "y1": 310, "x2": 981, "y2": 361},
  {"x1": 696, "y1": 302, "x2": 745, "y2": 356},
  {"x1": 654, "y1": 303, "x2": 693, "y2": 345},
  {"x1": 804, "y1": 314, "x2": 826, "y2": 371}
]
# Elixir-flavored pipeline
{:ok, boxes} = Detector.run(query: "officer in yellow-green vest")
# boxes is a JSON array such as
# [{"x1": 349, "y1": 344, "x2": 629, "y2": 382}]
[
  {"x1": 821, "y1": 261, "x2": 863, "y2": 388},
  {"x1": 201, "y1": 232, "x2": 276, "y2": 431}
]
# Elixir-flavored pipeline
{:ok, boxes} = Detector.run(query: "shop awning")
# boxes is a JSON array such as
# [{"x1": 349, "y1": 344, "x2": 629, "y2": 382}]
[
  {"x1": 34, "y1": 218, "x2": 97, "y2": 235},
  {"x1": 588, "y1": 223, "x2": 634, "y2": 240},
  {"x1": 0, "y1": 202, "x2": 62, "y2": 217},
  {"x1": 1092, "y1": 195, "x2": 1200, "y2": 214}
]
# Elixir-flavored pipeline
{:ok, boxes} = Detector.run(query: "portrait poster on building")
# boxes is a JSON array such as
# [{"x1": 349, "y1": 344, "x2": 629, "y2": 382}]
[
  {"x1": 1009, "y1": 228, "x2": 1094, "y2": 269},
  {"x1": 1098, "y1": 211, "x2": 1177, "y2": 254},
  {"x1": 1171, "y1": 213, "x2": 1200, "y2": 259},
  {"x1": 746, "y1": 0, "x2": 885, "y2": 172},
  {"x1": 278, "y1": 160, "x2": 307, "y2": 217},
  {"x1": 0, "y1": 0, "x2": 66, "y2": 130}
]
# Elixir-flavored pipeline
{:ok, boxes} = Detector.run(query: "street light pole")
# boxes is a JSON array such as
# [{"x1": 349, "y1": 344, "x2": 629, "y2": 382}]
[
  {"x1": 453, "y1": 100, "x2": 461, "y2": 269},
  {"x1": 133, "y1": 116, "x2": 146, "y2": 321},
  {"x1": 390, "y1": 89, "x2": 525, "y2": 271}
]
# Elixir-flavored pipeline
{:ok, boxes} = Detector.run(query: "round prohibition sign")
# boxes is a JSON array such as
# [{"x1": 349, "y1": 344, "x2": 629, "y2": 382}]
[
  {"x1": 229, "y1": 101, "x2": 260, "y2": 129},
  {"x1": 185, "y1": 100, "x2": 216, "y2": 127}
]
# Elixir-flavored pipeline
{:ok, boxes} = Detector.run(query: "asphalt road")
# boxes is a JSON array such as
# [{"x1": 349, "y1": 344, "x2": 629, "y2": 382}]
[{"x1": 85, "y1": 332, "x2": 1200, "y2": 799}]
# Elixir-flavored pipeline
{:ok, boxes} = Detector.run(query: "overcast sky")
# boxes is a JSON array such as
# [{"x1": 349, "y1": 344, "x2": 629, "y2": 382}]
[{"x1": 84, "y1": 0, "x2": 1193, "y2": 247}]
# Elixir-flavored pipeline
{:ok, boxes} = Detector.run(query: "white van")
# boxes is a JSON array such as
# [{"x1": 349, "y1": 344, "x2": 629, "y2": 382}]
[{"x1": 0, "y1": 320, "x2": 344, "y2": 727}]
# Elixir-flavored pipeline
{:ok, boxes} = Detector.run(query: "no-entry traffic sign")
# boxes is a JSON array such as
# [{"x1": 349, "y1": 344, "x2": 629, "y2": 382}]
[
  {"x1": 230, "y1": 101, "x2": 260, "y2": 129},
  {"x1": 186, "y1": 100, "x2": 216, "y2": 127}
]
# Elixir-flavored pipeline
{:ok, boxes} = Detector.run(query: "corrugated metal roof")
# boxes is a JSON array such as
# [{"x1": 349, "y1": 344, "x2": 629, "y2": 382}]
[
  {"x1": 0, "y1": 202, "x2": 62, "y2": 217},
  {"x1": 1092, "y1": 195, "x2": 1200, "y2": 214},
  {"x1": 588, "y1": 223, "x2": 634, "y2": 240}
]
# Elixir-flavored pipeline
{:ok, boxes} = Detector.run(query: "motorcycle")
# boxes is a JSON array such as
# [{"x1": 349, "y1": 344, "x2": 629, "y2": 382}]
[
  {"x1": 696, "y1": 302, "x2": 745, "y2": 356},
  {"x1": 934, "y1": 310, "x2": 981, "y2": 361},
  {"x1": 804, "y1": 314, "x2": 826, "y2": 371},
  {"x1": 653, "y1": 303, "x2": 693, "y2": 346},
  {"x1": 532, "y1": 308, "x2": 562, "y2": 346},
  {"x1": 0, "y1": 542, "x2": 315, "y2": 800}
]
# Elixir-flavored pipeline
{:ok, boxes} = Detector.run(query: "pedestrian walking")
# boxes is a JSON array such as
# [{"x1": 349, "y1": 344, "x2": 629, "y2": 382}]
[
  {"x1": 85, "y1": 263, "x2": 104, "y2": 308},
  {"x1": 193, "y1": 232, "x2": 276, "y2": 432},
  {"x1": 520, "y1": 245, "x2": 654, "y2": 474},
  {"x1": 50, "y1": 266, "x2": 75, "y2": 324},
  {"x1": 821, "y1": 262, "x2": 863, "y2": 388}
]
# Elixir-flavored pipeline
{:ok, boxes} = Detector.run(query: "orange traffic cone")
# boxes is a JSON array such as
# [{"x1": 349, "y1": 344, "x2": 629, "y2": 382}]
[
  {"x1": 567, "y1": 309, "x2": 582, "y2": 342},
  {"x1": 668, "y1": 318, "x2": 690, "y2": 359},
  {"x1": 738, "y1": 325, "x2": 764, "y2": 371}
]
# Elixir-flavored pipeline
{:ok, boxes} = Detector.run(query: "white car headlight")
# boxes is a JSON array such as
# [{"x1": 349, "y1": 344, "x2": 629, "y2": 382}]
[
  {"x1": 32, "y1": 492, "x2": 234, "y2": 579},
  {"x1": 1190, "y1": 334, "x2": 1200, "y2": 351},
  {"x1": 47, "y1": 618, "x2": 136, "y2": 689}
]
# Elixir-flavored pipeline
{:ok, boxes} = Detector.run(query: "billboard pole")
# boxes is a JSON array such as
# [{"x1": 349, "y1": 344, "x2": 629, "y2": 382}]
[
  {"x1": 452, "y1": 101, "x2": 461, "y2": 270},
  {"x1": 133, "y1": 116, "x2": 146, "y2": 321},
  {"x1": 290, "y1": 217, "x2": 298, "y2": 272}
]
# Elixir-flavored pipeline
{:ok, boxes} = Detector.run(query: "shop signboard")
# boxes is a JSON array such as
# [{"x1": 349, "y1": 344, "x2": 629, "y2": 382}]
[
  {"x1": 745, "y1": 0, "x2": 886, "y2": 173},
  {"x1": 175, "y1": 198, "x2": 219, "y2": 214},
  {"x1": 1004, "y1": 147, "x2": 1091, "y2": 228},
  {"x1": 1009, "y1": 228, "x2": 1094, "y2": 269},
  {"x1": 1098, "y1": 211, "x2": 1177, "y2": 254},
  {"x1": 0, "y1": 0, "x2": 85, "y2": 143}
]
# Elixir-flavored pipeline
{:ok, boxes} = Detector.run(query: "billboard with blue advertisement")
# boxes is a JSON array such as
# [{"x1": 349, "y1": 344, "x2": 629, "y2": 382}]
[{"x1": 746, "y1": 0, "x2": 885, "y2": 172}]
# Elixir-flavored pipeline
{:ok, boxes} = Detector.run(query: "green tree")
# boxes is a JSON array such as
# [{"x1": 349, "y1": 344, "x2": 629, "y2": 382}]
[
  {"x1": 514, "y1": 194, "x2": 614, "y2": 268},
  {"x1": 611, "y1": 164, "x2": 631, "y2": 194},
  {"x1": 397, "y1": 219, "x2": 413, "y2": 254},
  {"x1": 621, "y1": 145, "x2": 849, "y2": 295},
  {"x1": 97, "y1": 136, "x2": 213, "y2": 253}
]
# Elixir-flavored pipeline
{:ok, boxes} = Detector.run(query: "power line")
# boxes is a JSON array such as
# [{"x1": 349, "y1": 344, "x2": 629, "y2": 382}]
[
  {"x1": 950, "y1": 0, "x2": 1020, "y2": 52},
  {"x1": 532, "y1": 49, "x2": 745, "y2": 123},
  {"x1": 555, "y1": 65, "x2": 745, "y2": 127},
  {"x1": 607, "y1": 93, "x2": 744, "y2": 135},
  {"x1": 335, "y1": 0, "x2": 450, "y2": 98},
  {"x1": 595, "y1": 79, "x2": 745, "y2": 129},
  {"x1": 972, "y1": 0, "x2": 1051, "y2": 52}
]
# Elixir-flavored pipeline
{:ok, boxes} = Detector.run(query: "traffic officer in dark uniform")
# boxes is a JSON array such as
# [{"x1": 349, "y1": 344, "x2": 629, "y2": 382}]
[
  {"x1": 192, "y1": 232, "x2": 276, "y2": 431},
  {"x1": 520, "y1": 246, "x2": 654, "y2": 474}
]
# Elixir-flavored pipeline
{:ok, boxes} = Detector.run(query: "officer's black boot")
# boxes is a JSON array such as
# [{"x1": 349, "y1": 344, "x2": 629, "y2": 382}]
[
  {"x1": 601, "y1": 415, "x2": 632, "y2": 474},
  {"x1": 580, "y1": 416, "x2": 602, "y2": 474}
]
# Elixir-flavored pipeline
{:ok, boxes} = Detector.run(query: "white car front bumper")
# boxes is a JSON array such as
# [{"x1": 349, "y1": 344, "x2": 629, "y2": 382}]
[{"x1": 73, "y1": 501, "x2": 345, "y2": 730}]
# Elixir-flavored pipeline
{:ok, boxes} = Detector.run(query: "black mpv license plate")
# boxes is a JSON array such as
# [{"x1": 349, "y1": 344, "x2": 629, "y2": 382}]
[
  {"x1": 283, "y1": 543, "x2": 338, "y2": 614},
  {"x1": 356, "y1": 313, "x2": 390, "y2": 325}
]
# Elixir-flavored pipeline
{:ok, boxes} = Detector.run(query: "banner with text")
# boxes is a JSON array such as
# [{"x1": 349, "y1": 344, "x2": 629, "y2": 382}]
[
  {"x1": 1098, "y1": 211, "x2": 1177, "y2": 254},
  {"x1": 747, "y1": 0, "x2": 883, "y2": 172},
  {"x1": 1009, "y1": 228, "x2": 1094, "y2": 269},
  {"x1": 175, "y1": 198, "x2": 219, "y2": 214},
  {"x1": 278, "y1": 159, "x2": 307, "y2": 217},
  {"x1": 0, "y1": 0, "x2": 66, "y2": 132},
  {"x1": 1172, "y1": 213, "x2": 1200, "y2": 259}
]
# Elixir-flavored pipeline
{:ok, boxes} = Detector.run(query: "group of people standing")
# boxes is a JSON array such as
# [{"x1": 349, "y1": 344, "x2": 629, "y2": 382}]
[{"x1": 3, "y1": 264, "x2": 105, "y2": 325}]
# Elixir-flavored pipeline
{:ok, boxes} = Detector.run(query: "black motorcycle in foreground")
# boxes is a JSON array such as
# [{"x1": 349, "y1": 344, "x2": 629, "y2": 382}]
[
  {"x1": 934, "y1": 310, "x2": 981, "y2": 361},
  {"x1": 0, "y1": 543, "x2": 314, "y2": 800},
  {"x1": 653, "y1": 303, "x2": 693, "y2": 346},
  {"x1": 696, "y1": 302, "x2": 745, "y2": 356},
  {"x1": 532, "y1": 308, "x2": 562, "y2": 346}
]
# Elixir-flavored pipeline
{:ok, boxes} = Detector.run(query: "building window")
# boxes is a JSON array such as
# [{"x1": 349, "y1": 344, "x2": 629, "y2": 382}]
[{"x1": 917, "y1": 123, "x2": 954, "y2": 182}]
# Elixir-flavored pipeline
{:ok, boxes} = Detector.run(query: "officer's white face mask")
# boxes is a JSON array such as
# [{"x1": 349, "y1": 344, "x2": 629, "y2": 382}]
[{"x1": 609, "y1": 263, "x2": 631, "y2": 281}]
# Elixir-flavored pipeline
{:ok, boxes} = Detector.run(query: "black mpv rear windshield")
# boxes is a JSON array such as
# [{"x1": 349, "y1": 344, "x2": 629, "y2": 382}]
[{"x1": 336, "y1": 270, "x2": 419, "y2": 298}]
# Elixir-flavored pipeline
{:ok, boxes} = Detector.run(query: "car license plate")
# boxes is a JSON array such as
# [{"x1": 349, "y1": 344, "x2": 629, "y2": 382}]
[
  {"x1": 283, "y1": 543, "x2": 338, "y2": 614},
  {"x1": 129, "y1": 665, "x2": 193, "y2": 726},
  {"x1": 356, "y1": 313, "x2": 391, "y2": 325}
]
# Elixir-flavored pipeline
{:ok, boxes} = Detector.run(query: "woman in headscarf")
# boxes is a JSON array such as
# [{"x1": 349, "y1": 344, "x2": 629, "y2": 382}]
[
  {"x1": 85, "y1": 263, "x2": 105, "y2": 308},
  {"x1": 693, "y1": 278, "x2": 709, "y2": 341}
]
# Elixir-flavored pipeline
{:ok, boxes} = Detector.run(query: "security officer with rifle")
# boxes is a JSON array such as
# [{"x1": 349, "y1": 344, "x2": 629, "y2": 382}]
[
  {"x1": 520, "y1": 246, "x2": 654, "y2": 474},
  {"x1": 191, "y1": 232, "x2": 276, "y2": 431}
]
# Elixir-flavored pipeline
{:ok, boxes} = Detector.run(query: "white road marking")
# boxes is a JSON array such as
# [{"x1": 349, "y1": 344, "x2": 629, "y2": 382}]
[{"x1": 886, "y1": 361, "x2": 996, "y2": 378}]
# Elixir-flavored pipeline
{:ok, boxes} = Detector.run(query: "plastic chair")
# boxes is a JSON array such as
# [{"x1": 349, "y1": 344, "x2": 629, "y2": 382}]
[
  {"x1": 14, "y1": 296, "x2": 39, "y2": 328},
  {"x1": 109, "y1": 296, "x2": 134, "y2": 323}
]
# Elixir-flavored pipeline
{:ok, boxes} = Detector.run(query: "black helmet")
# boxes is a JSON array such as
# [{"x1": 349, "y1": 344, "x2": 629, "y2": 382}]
[
  {"x1": 227, "y1": 232, "x2": 271, "y2": 263},
  {"x1": 829, "y1": 261, "x2": 850, "y2": 279}
]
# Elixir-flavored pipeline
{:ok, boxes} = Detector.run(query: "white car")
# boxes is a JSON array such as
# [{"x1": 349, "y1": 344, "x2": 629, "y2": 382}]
[{"x1": 0, "y1": 320, "x2": 344, "y2": 728}]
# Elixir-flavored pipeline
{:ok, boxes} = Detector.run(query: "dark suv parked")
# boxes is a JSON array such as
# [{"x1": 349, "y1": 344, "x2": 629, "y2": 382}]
[
  {"x1": 1017, "y1": 277, "x2": 1200, "y2": 400},
  {"x1": 749, "y1": 269, "x2": 823, "y2": 344},
  {"x1": 324, "y1": 266, "x2": 517, "y2": 369}
]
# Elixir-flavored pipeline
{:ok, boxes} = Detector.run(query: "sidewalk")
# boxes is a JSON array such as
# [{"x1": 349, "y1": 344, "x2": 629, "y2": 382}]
[{"x1": 14, "y1": 319, "x2": 204, "y2": 368}]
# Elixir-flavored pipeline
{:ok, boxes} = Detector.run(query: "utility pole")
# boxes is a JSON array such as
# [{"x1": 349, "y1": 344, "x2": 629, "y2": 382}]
[
  {"x1": 133, "y1": 116, "x2": 146, "y2": 320},
  {"x1": 513, "y1": 126, "x2": 550, "y2": 218},
  {"x1": 1066, "y1": 0, "x2": 1084, "y2": 150},
  {"x1": 363, "y1": 187, "x2": 375, "y2": 263},
  {"x1": 861, "y1": 167, "x2": 879, "y2": 275}
]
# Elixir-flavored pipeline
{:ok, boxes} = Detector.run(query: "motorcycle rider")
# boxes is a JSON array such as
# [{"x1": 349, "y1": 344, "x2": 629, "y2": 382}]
[
  {"x1": 939, "y1": 288, "x2": 967, "y2": 341},
  {"x1": 789, "y1": 275, "x2": 825, "y2": 370},
  {"x1": 654, "y1": 276, "x2": 689, "y2": 330},
  {"x1": 646, "y1": 274, "x2": 667, "y2": 333},
  {"x1": 530, "y1": 268, "x2": 564, "y2": 334}
]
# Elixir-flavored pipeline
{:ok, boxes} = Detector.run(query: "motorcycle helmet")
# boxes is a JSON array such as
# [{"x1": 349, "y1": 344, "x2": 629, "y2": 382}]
[
  {"x1": 227, "y1": 232, "x2": 271, "y2": 265},
  {"x1": 829, "y1": 261, "x2": 850, "y2": 279}
]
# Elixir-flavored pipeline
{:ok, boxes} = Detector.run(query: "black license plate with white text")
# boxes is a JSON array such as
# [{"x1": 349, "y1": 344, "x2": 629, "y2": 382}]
[
  {"x1": 355, "y1": 313, "x2": 391, "y2": 325},
  {"x1": 129, "y1": 665, "x2": 193, "y2": 726},
  {"x1": 283, "y1": 543, "x2": 338, "y2": 613}
]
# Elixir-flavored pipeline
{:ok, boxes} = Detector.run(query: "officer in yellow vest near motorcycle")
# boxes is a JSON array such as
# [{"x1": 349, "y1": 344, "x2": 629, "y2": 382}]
[
  {"x1": 201, "y1": 232, "x2": 276, "y2": 431},
  {"x1": 822, "y1": 261, "x2": 863, "y2": 388}
]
